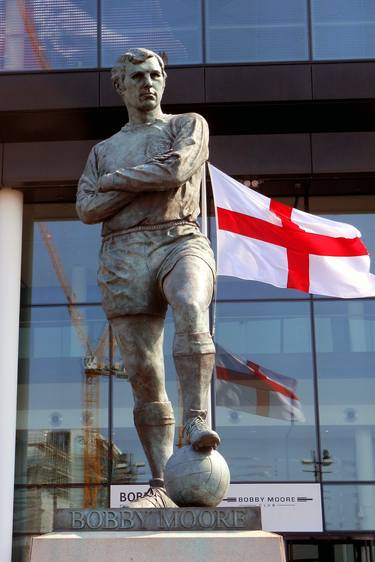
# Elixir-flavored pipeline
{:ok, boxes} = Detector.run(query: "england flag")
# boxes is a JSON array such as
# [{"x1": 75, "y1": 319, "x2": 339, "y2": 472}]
[{"x1": 209, "y1": 163, "x2": 375, "y2": 298}]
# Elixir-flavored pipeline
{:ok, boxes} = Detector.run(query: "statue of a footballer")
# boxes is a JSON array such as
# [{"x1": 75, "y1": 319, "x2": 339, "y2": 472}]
[{"x1": 76, "y1": 48, "x2": 220, "y2": 508}]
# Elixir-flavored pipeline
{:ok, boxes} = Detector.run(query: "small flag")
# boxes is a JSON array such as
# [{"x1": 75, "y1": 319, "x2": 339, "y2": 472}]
[{"x1": 216, "y1": 344, "x2": 305, "y2": 422}]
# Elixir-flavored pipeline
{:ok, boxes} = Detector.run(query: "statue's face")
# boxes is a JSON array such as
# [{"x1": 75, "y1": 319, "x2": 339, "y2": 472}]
[{"x1": 121, "y1": 57, "x2": 165, "y2": 113}]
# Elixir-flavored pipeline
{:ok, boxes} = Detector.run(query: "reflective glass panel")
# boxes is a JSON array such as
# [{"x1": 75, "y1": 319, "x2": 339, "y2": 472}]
[
  {"x1": 314, "y1": 299, "x2": 375, "y2": 481},
  {"x1": 323, "y1": 484, "x2": 375, "y2": 531},
  {"x1": 112, "y1": 312, "x2": 180, "y2": 483},
  {"x1": 101, "y1": 0, "x2": 202, "y2": 67},
  {"x1": 1, "y1": 0, "x2": 97, "y2": 71},
  {"x1": 215, "y1": 301, "x2": 317, "y2": 481},
  {"x1": 22, "y1": 219, "x2": 102, "y2": 305},
  {"x1": 13, "y1": 486, "x2": 108, "y2": 535},
  {"x1": 333, "y1": 545, "x2": 356, "y2": 562},
  {"x1": 12, "y1": 536, "x2": 33, "y2": 562},
  {"x1": 205, "y1": 0, "x2": 309, "y2": 63},
  {"x1": 312, "y1": 0, "x2": 375, "y2": 61},
  {"x1": 16, "y1": 305, "x2": 109, "y2": 484},
  {"x1": 291, "y1": 544, "x2": 319, "y2": 561}
]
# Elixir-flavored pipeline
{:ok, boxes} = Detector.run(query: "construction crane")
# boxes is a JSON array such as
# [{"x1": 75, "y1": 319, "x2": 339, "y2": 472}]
[
  {"x1": 36, "y1": 222, "x2": 117, "y2": 507},
  {"x1": 16, "y1": 0, "x2": 49, "y2": 70}
]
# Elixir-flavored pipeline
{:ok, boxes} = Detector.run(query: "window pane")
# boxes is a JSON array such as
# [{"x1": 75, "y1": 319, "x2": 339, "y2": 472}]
[
  {"x1": 205, "y1": 0, "x2": 309, "y2": 63},
  {"x1": 13, "y1": 486, "x2": 108, "y2": 535},
  {"x1": 16, "y1": 306, "x2": 109, "y2": 484},
  {"x1": 215, "y1": 301, "x2": 317, "y2": 481},
  {"x1": 12, "y1": 535, "x2": 33, "y2": 562},
  {"x1": 323, "y1": 484, "x2": 375, "y2": 531},
  {"x1": 101, "y1": 0, "x2": 202, "y2": 67},
  {"x1": 112, "y1": 312, "x2": 180, "y2": 483},
  {"x1": 312, "y1": 0, "x2": 375, "y2": 60},
  {"x1": 291, "y1": 544, "x2": 319, "y2": 561},
  {"x1": 217, "y1": 277, "x2": 308, "y2": 300},
  {"x1": 22, "y1": 220, "x2": 102, "y2": 305},
  {"x1": 315, "y1": 299, "x2": 375, "y2": 482},
  {"x1": 1, "y1": 0, "x2": 97, "y2": 71}
]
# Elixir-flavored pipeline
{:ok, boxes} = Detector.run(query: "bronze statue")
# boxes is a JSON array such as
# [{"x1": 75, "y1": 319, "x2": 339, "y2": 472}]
[{"x1": 76, "y1": 48, "x2": 220, "y2": 507}]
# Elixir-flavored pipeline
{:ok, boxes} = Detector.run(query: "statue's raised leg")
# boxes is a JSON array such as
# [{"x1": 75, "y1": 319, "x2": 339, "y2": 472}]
[{"x1": 163, "y1": 256, "x2": 220, "y2": 450}]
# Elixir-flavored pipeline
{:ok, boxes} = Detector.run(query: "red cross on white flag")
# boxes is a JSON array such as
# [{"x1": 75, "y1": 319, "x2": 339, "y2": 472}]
[{"x1": 209, "y1": 164, "x2": 375, "y2": 298}]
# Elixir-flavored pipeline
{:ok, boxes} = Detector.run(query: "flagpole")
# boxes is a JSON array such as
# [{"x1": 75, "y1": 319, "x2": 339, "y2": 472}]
[
  {"x1": 201, "y1": 162, "x2": 208, "y2": 237},
  {"x1": 208, "y1": 163, "x2": 221, "y2": 339},
  {"x1": 201, "y1": 163, "x2": 213, "y2": 428}
]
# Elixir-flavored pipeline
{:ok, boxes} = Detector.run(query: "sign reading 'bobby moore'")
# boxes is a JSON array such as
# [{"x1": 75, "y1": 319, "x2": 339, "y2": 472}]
[
  {"x1": 111, "y1": 482, "x2": 323, "y2": 533},
  {"x1": 54, "y1": 506, "x2": 261, "y2": 532}
]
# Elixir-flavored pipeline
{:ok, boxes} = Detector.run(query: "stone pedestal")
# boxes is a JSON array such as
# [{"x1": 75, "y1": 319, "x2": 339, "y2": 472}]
[{"x1": 30, "y1": 530, "x2": 286, "y2": 562}]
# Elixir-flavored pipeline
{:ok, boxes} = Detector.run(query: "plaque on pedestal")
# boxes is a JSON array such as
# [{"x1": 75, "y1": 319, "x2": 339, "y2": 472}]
[
  {"x1": 29, "y1": 506, "x2": 286, "y2": 562},
  {"x1": 54, "y1": 506, "x2": 260, "y2": 532}
]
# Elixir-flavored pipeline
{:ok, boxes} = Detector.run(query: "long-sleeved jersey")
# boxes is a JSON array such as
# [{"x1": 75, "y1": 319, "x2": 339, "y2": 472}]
[{"x1": 76, "y1": 112, "x2": 209, "y2": 236}]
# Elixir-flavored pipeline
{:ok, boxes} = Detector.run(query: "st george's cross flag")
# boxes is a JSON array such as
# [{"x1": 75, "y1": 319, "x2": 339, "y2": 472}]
[
  {"x1": 215, "y1": 344, "x2": 305, "y2": 422},
  {"x1": 209, "y1": 164, "x2": 375, "y2": 298}
]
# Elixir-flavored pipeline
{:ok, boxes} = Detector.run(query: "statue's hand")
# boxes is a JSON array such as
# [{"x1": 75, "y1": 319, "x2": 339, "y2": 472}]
[{"x1": 97, "y1": 174, "x2": 114, "y2": 193}]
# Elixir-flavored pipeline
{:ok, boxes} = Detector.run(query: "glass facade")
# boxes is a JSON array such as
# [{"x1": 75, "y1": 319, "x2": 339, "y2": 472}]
[
  {"x1": 323, "y1": 483, "x2": 375, "y2": 531},
  {"x1": 101, "y1": 0, "x2": 202, "y2": 67},
  {"x1": 311, "y1": 0, "x2": 375, "y2": 61},
  {"x1": 205, "y1": 0, "x2": 309, "y2": 63},
  {"x1": 288, "y1": 541, "x2": 375, "y2": 561},
  {"x1": 215, "y1": 300, "x2": 317, "y2": 482},
  {"x1": 4, "y1": 0, "x2": 375, "y2": 71},
  {"x1": 1, "y1": 0, "x2": 98, "y2": 71},
  {"x1": 23, "y1": 220, "x2": 102, "y2": 305},
  {"x1": 17, "y1": 304, "x2": 109, "y2": 486},
  {"x1": 13, "y1": 195, "x2": 375, "y2": 561},
  {"x1": 315, "y1": 299, "x2": 375, "y2": 482}
]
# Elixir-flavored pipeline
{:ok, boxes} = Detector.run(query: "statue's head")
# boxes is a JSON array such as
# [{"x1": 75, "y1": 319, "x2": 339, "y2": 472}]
[{"x1": 111, "y1": 48, "x2": 167, "y2": 113}]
